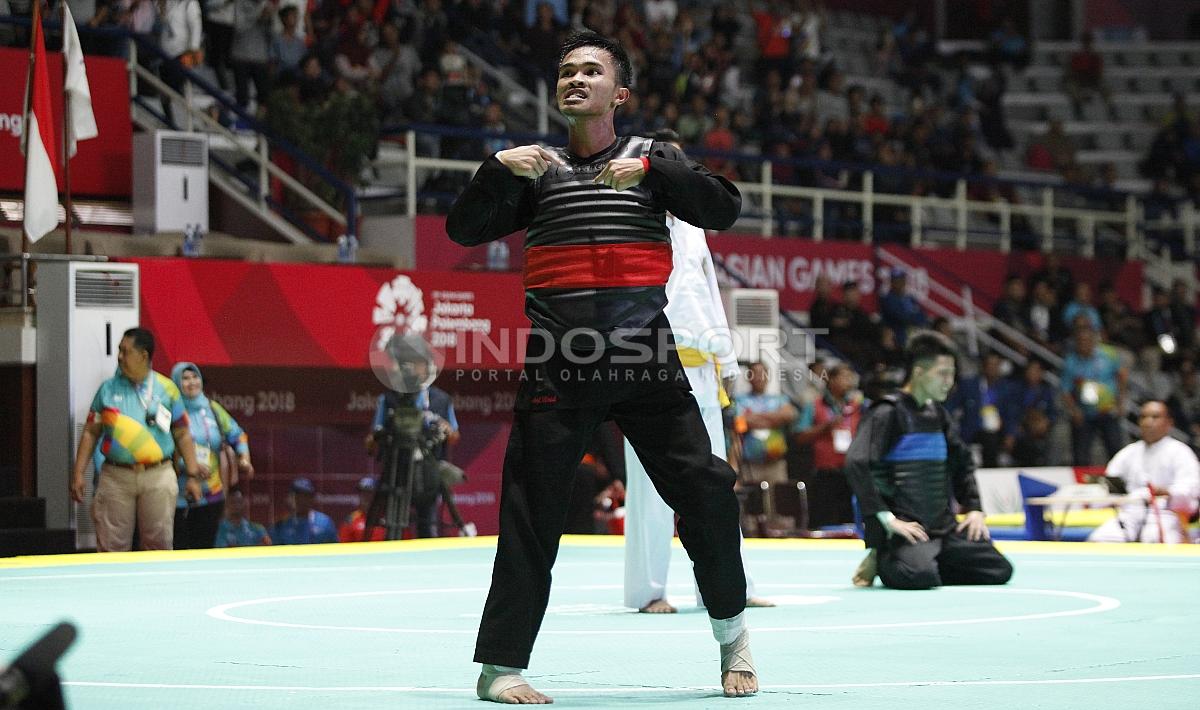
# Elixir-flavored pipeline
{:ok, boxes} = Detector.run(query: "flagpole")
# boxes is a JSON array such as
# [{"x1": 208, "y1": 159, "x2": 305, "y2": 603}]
[
  {"x1": 61, "y1": 1, "x2": 73, "y2": 255},
  {"x1": 20, "y1": 0, "x2": 41, "y2": 262}
]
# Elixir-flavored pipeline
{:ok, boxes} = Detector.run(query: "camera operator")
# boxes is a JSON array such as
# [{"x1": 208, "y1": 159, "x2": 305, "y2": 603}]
[{"x1": 365, "y1": 381, "x2": 461, "y2": 538}]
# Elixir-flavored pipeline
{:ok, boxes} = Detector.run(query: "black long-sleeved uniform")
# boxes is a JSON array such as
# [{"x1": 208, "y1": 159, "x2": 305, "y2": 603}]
[
  {"x1": 448, "y1": 137, "x2": 740, "y2": 337},
  {"x1": 448, "y1": 136, "x2": 749, "y2": 668}
]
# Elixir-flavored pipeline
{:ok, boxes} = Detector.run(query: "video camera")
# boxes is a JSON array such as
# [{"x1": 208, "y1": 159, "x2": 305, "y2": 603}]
[{"x1": 365, "y1": 331, "x2": 470, "y2": 539}]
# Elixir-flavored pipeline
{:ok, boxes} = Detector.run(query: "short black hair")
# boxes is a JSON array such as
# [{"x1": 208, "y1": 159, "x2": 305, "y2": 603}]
[
  {"x1": 904, "y1": 331, "x2": 956, "y2": 383},
  {"x1": 558, "y1": 31, "x2": 633, "y2": 89},
  {"x1": 123, "y1": 327, "x2": 155, "y2": 361}
]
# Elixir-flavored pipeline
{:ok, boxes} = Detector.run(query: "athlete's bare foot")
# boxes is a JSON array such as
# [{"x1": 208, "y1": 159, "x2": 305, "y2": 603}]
[
  {"x1": 722, "y1": 670, "x2": 758, "y2": 697},
  {"x1": 493, "y1": 684, "x2": 553, "y2": 704},
  {"x1": 745, "y1": 597, "x2": 776, "y2": 608},
  {"x1": 852, "y1": 549, "x2": 878, "y2": 587},
  {"x1": 639, "y1": 598, "x2": 678, "y2": 613},
  {"x1": 719, "y1": 629, "x2": 758, "y2": 697},
  {"x1": 477, "y1": 671, "x2": 554, "y2": 704}
]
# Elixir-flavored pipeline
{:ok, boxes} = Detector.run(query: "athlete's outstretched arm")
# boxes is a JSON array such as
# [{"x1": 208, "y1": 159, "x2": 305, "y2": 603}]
[
  {"x1": 643, "y1": 142, "x2": 742, "y2": 231},
  {"x1": 446, "y1": 154, "x2": 537, "y2": 246}
]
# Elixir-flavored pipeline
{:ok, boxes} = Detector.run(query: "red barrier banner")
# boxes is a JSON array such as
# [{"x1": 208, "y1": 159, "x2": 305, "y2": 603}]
[
  {"x1": 127, "y1": 258, "x2": 528, "y2": 370},
  {"x1": 413, "y1": 216, "x2": 883, "y2": 312},
  {"x1": 193, "y1": 365, "x2": 510, "y2": 536},
  {"x1": 126, "y1": 258, "x2": 530, "y2": 535},
  {"x1": 706, "y1": 236, "x2": 879, "y2": 311},
  {"x1": 410, "y1": 215, "x2": 1146, "y2": 318},
  {"x1": 884, "y1": 246, "x2": 1145, "y2": 314},
  {"x1": 0, "y1": 47, "x2": 131, "y2": 197}
]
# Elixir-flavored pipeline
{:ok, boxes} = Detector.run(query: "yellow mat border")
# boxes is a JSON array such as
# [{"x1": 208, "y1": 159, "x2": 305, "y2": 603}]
[{"x1": 2, "y1": 534, "x2": 1197, "y2": 571}]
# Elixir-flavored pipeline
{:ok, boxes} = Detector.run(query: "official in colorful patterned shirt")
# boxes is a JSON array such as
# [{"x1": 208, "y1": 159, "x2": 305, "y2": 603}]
[
  {"x1": 70, "y1": 328, "x2": 203, "y2": 552},
  {"x1": 171, "y1": 362, "x2": 255, "y2": 549}
]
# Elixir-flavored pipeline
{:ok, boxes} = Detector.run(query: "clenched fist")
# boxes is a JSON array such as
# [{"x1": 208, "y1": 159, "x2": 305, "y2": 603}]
[
  {"x1": 496, "y1": 145, "x2": 564, "y2": 179},
  {"x1": 594, "y1": 158, "x2": 647, "y2": 191}
]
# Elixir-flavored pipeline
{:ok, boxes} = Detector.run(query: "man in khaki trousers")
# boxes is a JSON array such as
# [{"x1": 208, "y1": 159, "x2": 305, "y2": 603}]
[{"x1": 70, "y1": 328, "x2": 202, "y2": 551}]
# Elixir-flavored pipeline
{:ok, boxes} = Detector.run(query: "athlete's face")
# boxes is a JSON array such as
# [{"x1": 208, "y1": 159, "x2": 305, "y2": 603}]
[
  {"x1": 913, "y1": 355, "x2": 957, "y2": 403},
  {"x1": 556, "y1": 46, "x2": 629, "y2": 117}
]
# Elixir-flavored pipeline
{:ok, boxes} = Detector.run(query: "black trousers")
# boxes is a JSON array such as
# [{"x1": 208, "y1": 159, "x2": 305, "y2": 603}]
[
  {"x1": 878, "y1": 530, "x2": 1013, "y2": 590},
  {"x1": 474, "y1": 385, "x2": 746, "y2": 668},
  {"x1": 173, "y1": 501, "x2": 225, "y2": 550}
]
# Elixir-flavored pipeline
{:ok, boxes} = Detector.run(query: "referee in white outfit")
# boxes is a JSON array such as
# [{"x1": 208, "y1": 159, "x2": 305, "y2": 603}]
[
  {"x1": 1087, "y1": 400, "x2": 1199, "y2": 544},
  {"x1": 622, "y1": 132, "x2": 773, "y2": 613}
]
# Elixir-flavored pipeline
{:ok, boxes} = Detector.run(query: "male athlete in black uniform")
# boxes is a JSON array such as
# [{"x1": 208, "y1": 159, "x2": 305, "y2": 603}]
[
  {"x1": 446, "y1": 32, "x2": 757, "y2": 703},
  {"x1": 844, "y1": 331, "x2": 1013, "y2": 590}
]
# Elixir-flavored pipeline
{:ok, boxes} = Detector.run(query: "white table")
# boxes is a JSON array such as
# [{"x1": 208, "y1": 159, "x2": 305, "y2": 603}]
[{"x1": 1025, "y1": 493, "x2": 1147, "y2": 541}]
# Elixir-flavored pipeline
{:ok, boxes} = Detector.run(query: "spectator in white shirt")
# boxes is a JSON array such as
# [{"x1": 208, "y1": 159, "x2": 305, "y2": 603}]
[
  {"x1": 1088, "y1": 401, "x2": 1200, "y2": 544},
  {"x1": 157, "y1": 0, "x2": 204, "y2": 125}
]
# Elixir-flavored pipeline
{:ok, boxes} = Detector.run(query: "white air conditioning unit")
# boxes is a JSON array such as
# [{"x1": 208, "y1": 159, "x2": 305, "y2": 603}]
[
  {"x1": 722, "y1": 287, "x2": 782, "y2": 392},
  {"x1": 132, "y1": 130, "x2": 209, "y2": 234},
  {"x1": 36, "y1": 261, "x2": 140, "y2": 549}
]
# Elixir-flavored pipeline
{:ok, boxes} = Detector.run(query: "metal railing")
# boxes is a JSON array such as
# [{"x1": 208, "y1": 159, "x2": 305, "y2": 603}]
[
  {"x1": 381, "y1": 124, "x2": 1196, "y2": 260},
  {"x1": 456, "y1": 43, "x2": 566, "y2": 135},
  {"x1": 879, "y1": 246, "x2": 1192, "y2": 444}
]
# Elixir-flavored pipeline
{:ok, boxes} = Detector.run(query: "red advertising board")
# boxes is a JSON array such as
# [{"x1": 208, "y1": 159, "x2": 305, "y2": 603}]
[
  {"x1": 884, "y1": 246, "x2": 1145, "y2": 314},
  {"x1": 127, "y1": 257, "x2": 528, "y2": 370},
  {"x1": 126, "y1": 258, "x2": 529, "y2": 535},
  {"x1": 0, "y1": 47, "x2": 132, "y2": 197},
  {"x1": 706, "y1": 236, "x2": 880, "y2": 311},
  {"x1": 411, "y1": 215, "x2": 1147, "y2": 318}
]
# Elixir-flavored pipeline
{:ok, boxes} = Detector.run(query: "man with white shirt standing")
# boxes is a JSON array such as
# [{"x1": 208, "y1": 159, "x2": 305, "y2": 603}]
[
  {"x1": 157, "y1": 0, "x2": 204, "y2": 125},
  {"x1": 622, "y1": 130, "x2": 772, "y2": 614},
  {"x1": 1088, "y1": 401, "x2": 1200, "y2": 544}
]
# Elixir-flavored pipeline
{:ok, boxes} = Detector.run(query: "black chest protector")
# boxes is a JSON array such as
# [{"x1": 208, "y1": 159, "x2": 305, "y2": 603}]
[
  {"x1": 522, "y1": 136, "x2": 673, "y2": 338},
  {"x1": 526, "y1": 136, "x2": 669, "y2": 248}
]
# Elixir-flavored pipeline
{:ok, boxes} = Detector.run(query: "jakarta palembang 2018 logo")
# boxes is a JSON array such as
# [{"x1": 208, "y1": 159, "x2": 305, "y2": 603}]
[
  {"x1": 369, "y1": 275, "x2": 441, "y2": 392},
  {"x1": 373, "y1": 275, "x2": 427, "y2": 343}
]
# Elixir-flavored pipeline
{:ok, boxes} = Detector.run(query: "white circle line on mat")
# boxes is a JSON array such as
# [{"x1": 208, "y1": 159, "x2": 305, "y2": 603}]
[
  {"x1": 63, "y1": 674, "x2": 1200, "y2": 692},
  {"x1": 204, "y1": 585, "x2": 1120, "y2": 635}
]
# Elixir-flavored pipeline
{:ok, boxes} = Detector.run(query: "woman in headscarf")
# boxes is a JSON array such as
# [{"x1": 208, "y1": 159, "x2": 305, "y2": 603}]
[{"x1": 171, "y1": 362, "x2": 255, "y2": 549}]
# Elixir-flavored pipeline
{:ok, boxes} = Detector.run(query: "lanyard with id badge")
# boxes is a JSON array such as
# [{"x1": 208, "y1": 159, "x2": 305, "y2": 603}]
[
  {"x1": 833, "y1": 427, "x2": 852, "y2": 453},
  {"x1": 829, "y1": 399, "x2": 855, "y2": 453},
  {"x1": 136, "y1": 380, "x2": 171, "y2": 433}
]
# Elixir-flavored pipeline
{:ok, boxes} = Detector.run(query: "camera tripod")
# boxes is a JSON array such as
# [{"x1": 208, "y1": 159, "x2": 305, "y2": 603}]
[{"x1": 362, "y1": 396, "x2": 472, "y2": 540}]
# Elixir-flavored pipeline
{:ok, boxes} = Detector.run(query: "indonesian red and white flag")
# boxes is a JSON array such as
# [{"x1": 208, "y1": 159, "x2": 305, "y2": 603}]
[
  {"x1": 62, "y1": 3, "x2": 98, "y2": 157},
  {"x1": 21, "y1": 15, "x2": 60, "y2": 243}
]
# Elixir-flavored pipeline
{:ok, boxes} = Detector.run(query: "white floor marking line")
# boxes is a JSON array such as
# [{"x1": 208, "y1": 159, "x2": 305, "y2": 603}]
[
  {"x1": 205, "y1": 585, "x2": 1119, "y2": 635},
  {"x1": 62, "y1": 674, "x2": 1200, "y2": 692}
]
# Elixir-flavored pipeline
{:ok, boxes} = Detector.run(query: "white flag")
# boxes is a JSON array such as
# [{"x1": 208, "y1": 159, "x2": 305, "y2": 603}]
[
  {"x1": 23, "y1": 16, "x2": 60, "y2": 242},
  {"x1": 62, "y1": 3, "x2": 98, "y2": 157}
]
